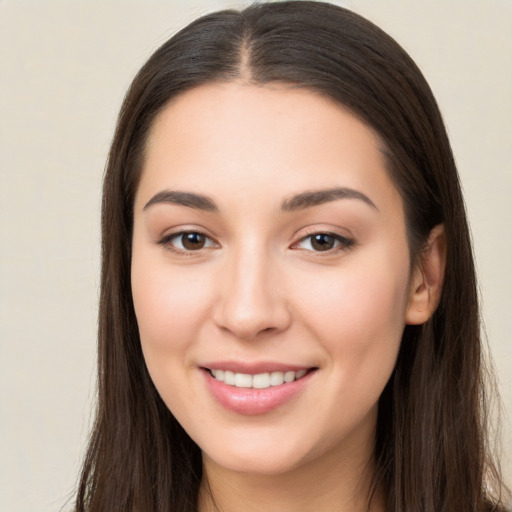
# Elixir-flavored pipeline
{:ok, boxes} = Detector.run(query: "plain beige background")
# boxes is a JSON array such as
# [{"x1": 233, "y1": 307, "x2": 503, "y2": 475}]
[{"x1": 0, "y1": 1, "x2": 510, "y2": 511}]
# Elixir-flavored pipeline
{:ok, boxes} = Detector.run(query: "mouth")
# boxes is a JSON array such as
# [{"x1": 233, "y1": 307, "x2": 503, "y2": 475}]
[
  {"x1": 205, "y1": 367, "x2": 314, "y2": 389},
  {"x1": 200, "y1": 361, "x2": 318, "y2": 415}
]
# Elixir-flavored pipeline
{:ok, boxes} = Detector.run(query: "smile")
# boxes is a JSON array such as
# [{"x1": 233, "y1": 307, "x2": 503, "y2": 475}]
[
  {"x1": 208, "y1": 368, "x2": 309, "y2": 389},
  {"x1": 203, "y1": 365, "x2": 317, "y2": 415}
]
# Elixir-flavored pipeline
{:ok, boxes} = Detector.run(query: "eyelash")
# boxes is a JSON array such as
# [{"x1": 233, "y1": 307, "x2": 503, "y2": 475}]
[
  {"x1": 292, "y1": 231, "x2": 355, "y2": 254},
  {"x1": 156, "y1": 231, "x2": 219, "y2": 254},
  {"x1": 156, "y1": 230, "x2": 355, "y2": 255}
]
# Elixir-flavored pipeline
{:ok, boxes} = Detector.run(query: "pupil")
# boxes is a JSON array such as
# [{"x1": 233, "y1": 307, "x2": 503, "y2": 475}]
[
  {"x1": 183, "y1": 233, "x2": 205, "y2": 250},
  {"x1": 312, "y1": 234, "x2": 334, "y2": 251}
]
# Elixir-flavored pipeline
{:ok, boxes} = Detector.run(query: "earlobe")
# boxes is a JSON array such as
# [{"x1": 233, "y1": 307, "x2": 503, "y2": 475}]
[{"x1": 405, "y1": 224, "x2": 446, "y2": 325}]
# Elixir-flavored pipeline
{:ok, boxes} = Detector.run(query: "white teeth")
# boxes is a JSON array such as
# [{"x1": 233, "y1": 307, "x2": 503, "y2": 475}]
[
  {"x1": 283, "y1": 371, "x2": 295, "y2": 383},
  {"x1": 224, "y1": 370, "x2": 235, "y2": 385},
  {"x1": 234, "y1": 373, "x2": 252, "y2": 388},
  {"x1": 210, "y1": 369, "x2": 309, "y2": 388},
  {"x1": 296, "y1": 369, "x2": 307, "y2": 379},
  {"x1": 269, "y1": 371, "x2": 284, "y2": 386},
  {"x1": 253, "y1": 373, "x2": 270, "y2": 389},
  {"x1": 213, "y1": 369, "x2": 224, "y2": 380}
]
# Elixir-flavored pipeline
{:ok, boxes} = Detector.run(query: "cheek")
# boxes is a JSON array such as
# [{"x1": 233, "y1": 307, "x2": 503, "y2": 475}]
[
  {"x1": 294, "y1": 247, "x2": 410, "y2": 371},
  {"x1": 291, "y1": 251, "x2": 410, "y2": 441},
  {"x1": 131, "y1": 255, "x2": 214, "y2": 360},
  {"x1": 131, "y1": 256, "x2": 218, "y2": 414}
]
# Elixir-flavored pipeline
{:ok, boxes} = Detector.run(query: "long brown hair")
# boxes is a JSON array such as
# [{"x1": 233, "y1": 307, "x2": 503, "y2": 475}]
[{"x1": 75, "y1": 2, "x2": 508, "y2": 511}]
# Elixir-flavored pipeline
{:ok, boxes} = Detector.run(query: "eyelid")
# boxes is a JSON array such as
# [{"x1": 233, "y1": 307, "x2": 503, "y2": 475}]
[
  {"x1": 154, "y1": 226, "x2": 355, "y2": 255},
  {"x1": 156, "y1": 228, "x2": 220, "y2": 254},
  {"x1": 291, "y1": 229, "x2": 356, "y2": 254}
]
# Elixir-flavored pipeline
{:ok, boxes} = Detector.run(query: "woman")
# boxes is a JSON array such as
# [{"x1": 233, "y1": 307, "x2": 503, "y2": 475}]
[{"x1": 75, "y1": 1, "x2": 509, "y2": 511}]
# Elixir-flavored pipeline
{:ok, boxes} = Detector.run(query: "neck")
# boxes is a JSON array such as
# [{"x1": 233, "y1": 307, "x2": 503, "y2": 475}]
[{"x1": 198, "y1": 432, "x2": 385, "y2": 512}]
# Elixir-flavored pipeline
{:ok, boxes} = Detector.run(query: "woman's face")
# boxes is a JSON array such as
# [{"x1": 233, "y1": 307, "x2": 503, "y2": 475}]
[{"x1": 131, "y1": 82, "x2": 417, "y2": 476}]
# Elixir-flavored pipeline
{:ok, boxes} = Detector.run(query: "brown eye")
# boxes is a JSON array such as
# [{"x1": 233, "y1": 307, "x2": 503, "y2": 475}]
[
  {"x1": 181, "y1": 232, "x2": 206, "y2": 250},
  {"x1": 294, "y1": 232, "x2": 355, "y2": 253},
  {"x1": 158, "y1": 231, "x2": 217, "y2": 252},
  {"x1": 310, "y1": 234, "x2": 336, "y2": 251}
]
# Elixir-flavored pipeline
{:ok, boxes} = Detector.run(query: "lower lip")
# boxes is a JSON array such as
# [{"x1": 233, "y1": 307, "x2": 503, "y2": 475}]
[{"x1": 203, "y1": 369, "x2": 315, "y2": 415}]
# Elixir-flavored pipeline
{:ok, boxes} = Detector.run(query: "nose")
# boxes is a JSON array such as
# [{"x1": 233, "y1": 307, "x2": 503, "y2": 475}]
[{"x1": 212, "y1": 243, "x2": 291, "y2": 340}]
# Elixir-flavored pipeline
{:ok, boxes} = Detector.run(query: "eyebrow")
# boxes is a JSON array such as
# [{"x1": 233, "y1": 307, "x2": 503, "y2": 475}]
[
  {"x1": 143, "y1": 190, "x2": 218, "y2": 212},
  {"x1": 281, "y1": 187, "x2": 378, "y2": 212},
  {"x1": 143, "y1": 186, "x2": 377, "y2": 213}
]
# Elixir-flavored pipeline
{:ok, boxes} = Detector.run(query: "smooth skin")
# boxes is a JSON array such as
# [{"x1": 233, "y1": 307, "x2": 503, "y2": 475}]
[{"x1": 131, "y1": 82, "x2": 445, "y2": 512}]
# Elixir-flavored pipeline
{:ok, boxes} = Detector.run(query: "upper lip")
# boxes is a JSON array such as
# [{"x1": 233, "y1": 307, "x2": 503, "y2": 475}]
[{"x1": 201, "y1": 361, "x2": 316, "y2": 374}]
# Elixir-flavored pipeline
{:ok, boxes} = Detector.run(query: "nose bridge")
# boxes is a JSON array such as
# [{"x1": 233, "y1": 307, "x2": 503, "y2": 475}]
[{"x1": 214, "y1": 236, "x2": 289, "y2": 339}]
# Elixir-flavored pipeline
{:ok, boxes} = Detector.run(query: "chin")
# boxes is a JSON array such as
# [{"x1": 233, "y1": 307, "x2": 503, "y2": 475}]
[
  {"x1": 204, "y1": 445, "x2": 308, "y2": 476},
  {"x1": 195, "y1": 404, "x2": 379, "y2": 480}
]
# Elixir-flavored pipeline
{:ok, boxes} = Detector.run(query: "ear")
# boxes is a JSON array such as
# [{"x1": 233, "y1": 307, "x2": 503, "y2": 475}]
[{"x1": 405, "y1": 224, "x2": 446, "y2": 325}]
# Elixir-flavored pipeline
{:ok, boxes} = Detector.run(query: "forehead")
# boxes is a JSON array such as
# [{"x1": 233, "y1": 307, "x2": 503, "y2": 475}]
[{"x1": 136, "y1": 82, "x2": 401, "y2": 214}]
